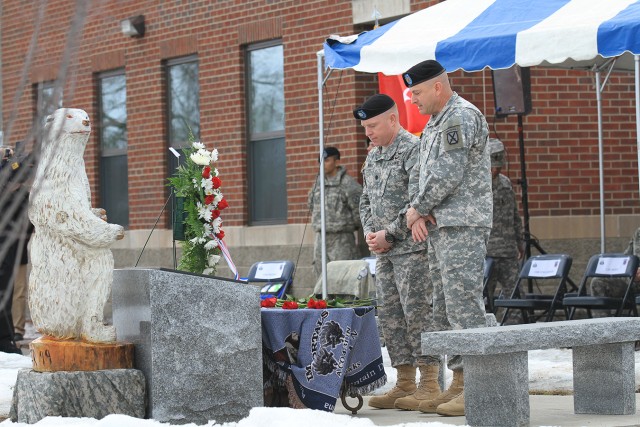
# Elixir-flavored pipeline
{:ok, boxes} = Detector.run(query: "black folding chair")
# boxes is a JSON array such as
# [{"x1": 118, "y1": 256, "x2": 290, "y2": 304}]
[
  {"x1": 493, "y1": 254, "x2": 573, "y2": 325},
  {"x1": 564, "y1": 253, "x2": 639, "y2": 319},
  {"x1": 482, "y1": 257, "x2": 495, "y2": 313},
  {"x1": 246, "y1": 260, "x2": 295, "y2": 300}
]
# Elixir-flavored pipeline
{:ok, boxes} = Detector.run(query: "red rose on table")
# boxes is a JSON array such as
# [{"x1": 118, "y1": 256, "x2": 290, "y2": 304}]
[
  {"x1": 215, "y1": 230, "x2": 225, "y2": 239},
  {"x1": 307, "y1": 298, "x2": 317, "y2": 309},
  {"x1": 261, "y1": 297, "x2": 277, "y2": 308},
  {"x1": 314, "y1": 299, "x2": 327, "y2": 309},
  {"x1": 202, "y1": 166, "x2": 211, "y2": 179},
  {"x1": 217, "y1": 198, "x2": 229, "y2": 210},
  {"x1": 282, "y1": 301, "x2": 299, "y2": 309},
  {"x1": 211, "y1": 209, "x2": 221, "y2": 219},
  {"x1": 212, "y1": 176, "x2": 222, "y2": 189},
  {"x1": 204, "y1": 195, "x2": 215, "y2": 205}
]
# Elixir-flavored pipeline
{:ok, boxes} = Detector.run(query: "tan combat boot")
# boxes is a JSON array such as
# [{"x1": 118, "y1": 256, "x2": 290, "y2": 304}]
[
  {"x1": 368, "y1": 365, "x2": 417, "y2": 409},
  {"x1": 418, "y1": 369, "x2": 463, "y2": 413},
  {"x1": 436, "y1": 390, "x2": 465, "y2": 416},
  {"x1": 394, "y1": 364, "x2": 440, "y2": 410}
]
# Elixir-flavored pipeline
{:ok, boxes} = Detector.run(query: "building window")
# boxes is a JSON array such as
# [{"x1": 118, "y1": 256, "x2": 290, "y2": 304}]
[
  {"x1": 246, "y1": 41, "x2": 286, "y2": 224},
  {"x1": 32, "y1": 81, "x2": 63, "y2": 149},
  {"x1": 168, "y1": 56, "x2": 200, "y2": 150},
  {"x1": 35, "y1": 81, "x2": 62, "y2": 121},
  {"x1": 166, "y1": 56, "x2": 200, "y2": 229},
  {"x1": 98, "y1": 70, "x2": 129, "y2": 227}
]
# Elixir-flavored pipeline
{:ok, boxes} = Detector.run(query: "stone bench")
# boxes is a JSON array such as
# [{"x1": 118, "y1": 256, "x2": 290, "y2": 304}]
[{"x1": 421, "y1": 317, "x2": 640, "y2": 427}]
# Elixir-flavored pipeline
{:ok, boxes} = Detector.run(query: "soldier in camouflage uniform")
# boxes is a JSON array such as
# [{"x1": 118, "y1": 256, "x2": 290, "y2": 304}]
[
  {"x1": 590, "y1": 227, "x2": 640, "y2": 316},
  {"x1": 355, "y1": 94, "x2": 441, "y2": 411},
  {"x1": 403, "y1": 60, "x2": 492, "y2": 417},
  {"x1": 308, "y1": 147, "x2": 362, "y2": 279},
  {"x1": 485, "y1": 139, "x2": 524, "y2": 322}
]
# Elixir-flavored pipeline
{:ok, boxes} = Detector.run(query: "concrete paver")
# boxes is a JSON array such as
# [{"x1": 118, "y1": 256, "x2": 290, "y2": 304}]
[{"x1": 335, "y1": 395, "x2": 640, "y2": 427}]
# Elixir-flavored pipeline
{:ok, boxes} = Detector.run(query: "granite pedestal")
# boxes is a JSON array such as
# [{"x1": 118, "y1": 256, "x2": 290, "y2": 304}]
[
  {"x1": 112, "y1": 268, "x2": 262, "y2": 425},
  {"x1": 10, "y1": 369, "x2": 145, "y2": 424},
  {"x1": 422, "y1": 318, "x2": 640, "y2": 426}
]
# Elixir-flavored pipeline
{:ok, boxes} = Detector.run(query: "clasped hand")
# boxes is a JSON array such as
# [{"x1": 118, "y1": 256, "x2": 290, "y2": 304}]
[
  {"x1": 406, "y1": 207, "x2": 436, "y2": 242},
  {"x1": 366, "y1": 230, "x2": 391, "y2": 254}
]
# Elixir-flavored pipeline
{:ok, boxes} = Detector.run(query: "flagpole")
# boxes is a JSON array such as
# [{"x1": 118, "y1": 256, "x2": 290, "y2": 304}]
[{"x1": 317, "y1": 50, "x2": 328, "y2": 300}]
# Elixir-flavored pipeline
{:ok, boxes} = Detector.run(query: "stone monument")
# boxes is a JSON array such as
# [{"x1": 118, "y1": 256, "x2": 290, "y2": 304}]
[
  {"x1": 112, "y1": 268, "x2": 263, "y2": 424},
  {"x1": 11, "y1": 108, "x2": 144, "y2": 423}
]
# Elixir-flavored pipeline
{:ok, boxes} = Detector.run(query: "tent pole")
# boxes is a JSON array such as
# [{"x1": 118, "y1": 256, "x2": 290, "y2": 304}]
[
  {"x1": 635, "y1": 55, "x2": 640, "y2": 200},
  {"x1": 595, "y1": 70, "x2": 606, "y2": 253},
  {"x1": 317, "y1": 51, "x2": 328, "y2": 300}
]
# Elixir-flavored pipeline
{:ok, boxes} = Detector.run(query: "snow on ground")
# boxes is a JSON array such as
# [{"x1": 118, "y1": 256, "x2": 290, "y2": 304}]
[{"x1": 3, "y1": 346, "x2": 639, "y2": 427}]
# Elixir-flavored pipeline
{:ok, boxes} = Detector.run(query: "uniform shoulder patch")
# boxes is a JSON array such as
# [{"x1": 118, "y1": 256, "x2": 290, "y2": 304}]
[{"x1": 441, "y1": 116, "x2": 463, "y2": 152}]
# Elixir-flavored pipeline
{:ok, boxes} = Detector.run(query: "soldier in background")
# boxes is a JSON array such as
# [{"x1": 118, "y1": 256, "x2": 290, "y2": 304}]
[
  {"x1": 485, "y1": 138, "x2": 524, "y2": 320},
  {"x1": 404, "y1": 59, "x2": 493, "y2": 417},
  {"x1": 590, "y1": 227, "x2": 640, "y2": 317},
  {"x1": 0, "y1": 146, "x2": 28, "y2": 354},
  {"x1": 307, "y1": 146, "x2": 362, "y2": 279},
  {"x1": 357, "y1": 94, "x2": 441, "y2": 411}
]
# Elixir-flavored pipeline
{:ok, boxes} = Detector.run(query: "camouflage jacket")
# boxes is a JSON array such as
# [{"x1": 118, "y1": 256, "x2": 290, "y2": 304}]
[
  {"x1": 623, "y1": 227, "x2": 640, "y2": 257},
  {"x1": 360, "y1": 127, "x2": 427, "y2": 255},
  {"x1": 308, "y1": 166, "x2": 362, "y2": 233},
  {"x1": 487, "y1": 174, "x2": 523, "y2": 257},
  {"x1": 410, "y1": 92, "x2": 493, "y2": 228}
]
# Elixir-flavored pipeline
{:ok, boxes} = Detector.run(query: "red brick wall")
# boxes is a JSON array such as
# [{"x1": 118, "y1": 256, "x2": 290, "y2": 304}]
[
  {"x1": 450, "y1": 68, "x2": 638, "y2": 218},
  {"x1": 2, "y1": 0, "x2": 639, "y2": 233}
]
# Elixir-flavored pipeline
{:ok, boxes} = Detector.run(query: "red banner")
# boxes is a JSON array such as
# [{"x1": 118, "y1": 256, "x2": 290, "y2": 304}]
[{"x1": 378, "y1": 73, "x2": 429, "y2": 135}]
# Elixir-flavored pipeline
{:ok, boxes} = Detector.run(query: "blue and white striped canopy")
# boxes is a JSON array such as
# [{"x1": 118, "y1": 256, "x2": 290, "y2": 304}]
[{"x1": 324, "y1": 0, "x2": 640, "y2": 74}]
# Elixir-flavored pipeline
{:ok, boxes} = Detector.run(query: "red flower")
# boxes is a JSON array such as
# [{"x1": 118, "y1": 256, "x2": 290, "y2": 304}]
[
  {"x1": 212, "y1": 176, "x2": 222, "y2": 189},
  {"x1": 217, "y1": 198, "x2": 229, "y2": 210},
  {"x1": 261, "y1": 297, "x2": 277, "y2": 308},
  {"x1": 211, "y1": 209, "x2": 221, "y2": 219},
  {"x1": 202, "y1": 166, "x2": 211, "y2": 179},
  {"x1": 204, "y1": 195, "x2": 215, "y2": 205},
  {"x1": 216, "y1": 230, "x2": 225, "y2": 239},
  {"x1": 307, "y1": 298, "x2": 327, "y2": 309},
  {"x1": 282, "y1": 301, "x2": 299, "y2": 310}
]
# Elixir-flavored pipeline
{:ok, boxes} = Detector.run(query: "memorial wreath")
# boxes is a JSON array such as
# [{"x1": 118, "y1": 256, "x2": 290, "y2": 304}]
[{"x1": 168, "y1": 140, "x2": 229, "y2": 276}]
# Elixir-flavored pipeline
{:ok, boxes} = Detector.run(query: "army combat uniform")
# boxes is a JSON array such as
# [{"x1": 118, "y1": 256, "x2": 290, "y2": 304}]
[
  {"x1": 590, "y1": 227, "x2": 640, "y2": 315},
  {"x1": 411, "y1": 92, "x2": 493, "y2": 371},
  {"x1": 308, "y1": 166, "x2": 362, "y2": 278},
  {"x1": 486, "y1": 173, "x2": 523, "y2": 312},
  {"x1": 360, "y1": 127, "x2": 433, "y2": 368}
]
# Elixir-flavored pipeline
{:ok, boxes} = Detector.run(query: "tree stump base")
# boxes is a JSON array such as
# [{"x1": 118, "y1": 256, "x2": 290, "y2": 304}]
[{"x1": 30, "y1": 336, "x2": 134, "y2": 372}]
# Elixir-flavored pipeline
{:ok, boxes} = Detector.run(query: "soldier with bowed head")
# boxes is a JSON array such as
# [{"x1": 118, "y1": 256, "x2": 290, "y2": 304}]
[
  {"x1": 356, "y1": 94, "x2": 441, "y2": 411},
  {"x1": 404, "y1": 59, "x2": 493, "y2": 417}
]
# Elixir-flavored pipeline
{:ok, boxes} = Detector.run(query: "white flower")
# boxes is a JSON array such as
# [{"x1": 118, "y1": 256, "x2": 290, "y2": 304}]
[
  {"x1": 210, "y1": 149, "x2": 219, "y2": 162},
  {"x1": 192, "y1": 141, "x2": 205, "y2": 150},
  {"x1": 201, "y1": 177, "x2": 213, "y2": 192},
  {"x1": 192, "y1": 178, "x2": 199, "y2": 189},
  {"x1": 190, "y1": 152, "x2": 210, "y2": 166},
  {"x1": 204, "y1": 240, "x2": 219, "y2": 250},
  {"x1": 212, "y1": 217, "x2": 223, "y2": 234},
  {"x1": 214, "y1": 192, "x2": 223, "y2": 204},
  {"x1": 202, "y1": 267, "x2": 214, "y2": 275},
  {"x1": 196, "y1": 202, "x2": 213, "y2": 222},
  {"x1": 203, "y1": 223, "x2": 212, "y2": 237},
  {"x1": 207, "y1": 254, "x2": 221, "y2": 267},
  {"x1": 189, "y1": 236, "x2": 206, "y2": 245}
]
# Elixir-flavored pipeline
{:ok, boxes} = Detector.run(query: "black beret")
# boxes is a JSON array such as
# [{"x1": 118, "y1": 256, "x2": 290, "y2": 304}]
[
  {"x1": 353, "y1": 94, "x2": 395, "y2": 120},
  {"x1": 403, "y1": 59, "x2": 446, "y2": 88},
  {"x1": 323, "y1": 146, "x2": 340, "y2": 159}
]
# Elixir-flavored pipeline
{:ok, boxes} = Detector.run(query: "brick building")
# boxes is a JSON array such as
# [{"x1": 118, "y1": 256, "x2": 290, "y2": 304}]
[{"x1": 1, "y1": 0, "x2": 639, "y2": 295}]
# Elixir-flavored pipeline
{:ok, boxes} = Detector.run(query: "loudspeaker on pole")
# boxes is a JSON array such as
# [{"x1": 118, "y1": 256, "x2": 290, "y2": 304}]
[{"x1": 492, "y1": 65, "x2": 532, "y2": 117}]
